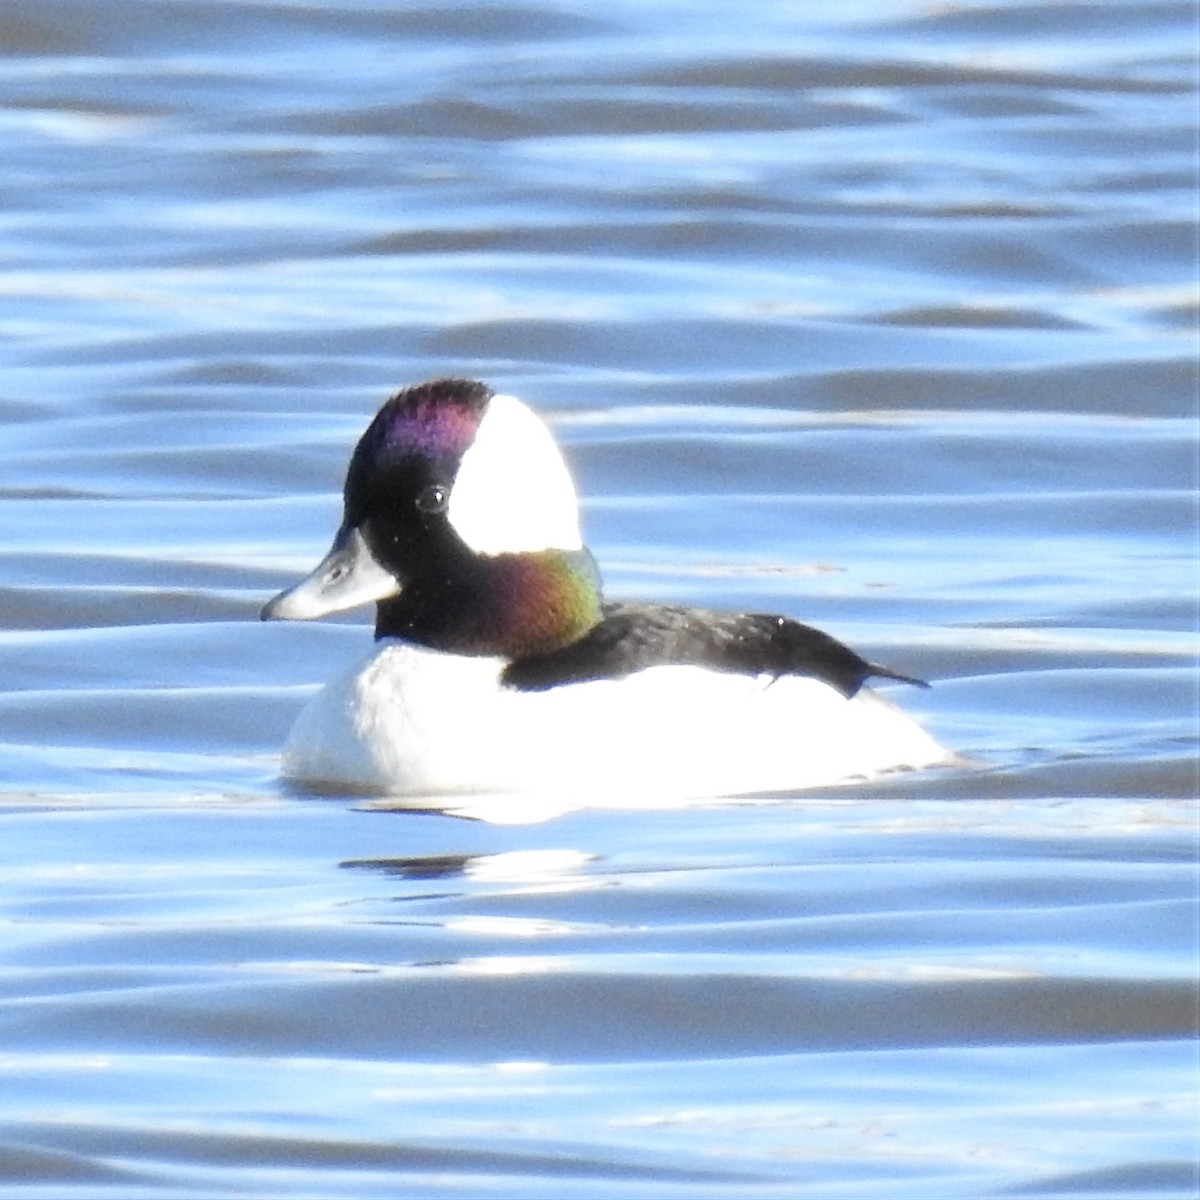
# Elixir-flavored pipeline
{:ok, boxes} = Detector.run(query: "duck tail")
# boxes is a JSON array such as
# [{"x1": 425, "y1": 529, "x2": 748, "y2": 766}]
[{"x1": 866, "y1": 662, "x2": 931, "y2": 690}]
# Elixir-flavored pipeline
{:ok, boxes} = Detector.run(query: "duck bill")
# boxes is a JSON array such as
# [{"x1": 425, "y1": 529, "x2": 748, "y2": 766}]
[{"x1": 260, "y1": 525, "x2": 401, "y2": 621}]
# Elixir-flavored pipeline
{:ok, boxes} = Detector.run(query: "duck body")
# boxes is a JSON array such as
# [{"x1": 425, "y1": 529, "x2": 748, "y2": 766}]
[
  {"x1": 280, "y1": 640, "x2": 948, "y2": 801},
  {"x1": 262, "y1": 378, "x2": 952, "y2": 802}
]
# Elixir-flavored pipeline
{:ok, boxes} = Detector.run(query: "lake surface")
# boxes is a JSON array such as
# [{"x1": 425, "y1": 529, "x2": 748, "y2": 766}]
[{"x1": 0, "y1": 1, "x2": 1197, "y2": 1196}]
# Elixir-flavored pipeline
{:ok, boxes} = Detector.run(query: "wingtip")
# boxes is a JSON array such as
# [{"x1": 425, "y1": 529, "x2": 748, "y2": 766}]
[{"x1": 868, "y1": 663, "x2": 931, "y2": 690}]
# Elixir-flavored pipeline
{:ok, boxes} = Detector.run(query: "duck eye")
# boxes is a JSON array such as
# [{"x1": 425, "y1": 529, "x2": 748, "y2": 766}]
[{"x1": 415, "y1": 483, "x2": 449, "y2": 514}]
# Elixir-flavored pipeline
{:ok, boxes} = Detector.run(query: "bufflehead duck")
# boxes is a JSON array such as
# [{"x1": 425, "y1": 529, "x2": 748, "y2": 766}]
[{"x1": 262, "y1": 378, "x2": 951, "y2": 801}]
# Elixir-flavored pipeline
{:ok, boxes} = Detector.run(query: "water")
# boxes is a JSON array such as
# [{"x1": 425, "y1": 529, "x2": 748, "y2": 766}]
[{"x1": 0, "y1": 1, "x2": 1197, "y2": 1196}]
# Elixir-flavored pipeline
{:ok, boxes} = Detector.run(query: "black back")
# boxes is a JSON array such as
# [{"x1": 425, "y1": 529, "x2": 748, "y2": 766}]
[{"x1": 502, "y1": 602, "x2": 929, "y2": 698}]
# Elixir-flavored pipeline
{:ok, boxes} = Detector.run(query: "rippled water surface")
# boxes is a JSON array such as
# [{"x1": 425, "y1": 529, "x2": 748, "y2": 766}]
[{"x1": 1, "y1": 1, "x2": 1197, "y2": 1197}]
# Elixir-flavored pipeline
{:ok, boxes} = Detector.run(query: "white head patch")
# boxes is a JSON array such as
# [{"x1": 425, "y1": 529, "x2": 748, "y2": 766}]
[{"x1": 447, "y1": 393, "x2": 583, "y2": 556}]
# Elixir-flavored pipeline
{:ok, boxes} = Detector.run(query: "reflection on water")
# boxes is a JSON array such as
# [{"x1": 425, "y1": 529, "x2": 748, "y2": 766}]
[
  {"x1": 342, "y1": 852, "x2": 477, "y2": 880},
  {"x1": 0, "y1": 0, "x2": 1196, "y2": 1197}
]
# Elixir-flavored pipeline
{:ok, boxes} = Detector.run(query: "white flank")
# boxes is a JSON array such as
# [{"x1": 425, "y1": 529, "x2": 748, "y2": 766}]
[
  {"x1": 448, "y1": 393, "x2": 583, "y2": 556},
  {"x1": 281, "y1": 641, "x2": 956, "y2": 807}
]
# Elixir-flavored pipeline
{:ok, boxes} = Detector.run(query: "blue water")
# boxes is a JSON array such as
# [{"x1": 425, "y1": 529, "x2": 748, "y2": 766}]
[{"x1": 0, "y1": 1, "x2": 1196, "y2": 1196}]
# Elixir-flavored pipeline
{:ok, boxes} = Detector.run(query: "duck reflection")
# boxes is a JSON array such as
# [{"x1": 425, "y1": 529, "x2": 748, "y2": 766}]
[
  {"x1": 336, "y1": 849, "x2": 602, "y2": 976},
  {"x1": 340, "y1": 853, "x2": 473, "y2": 880},
  {"x1": 339, "y1": 848, "x2": 596, "y2": 886}
]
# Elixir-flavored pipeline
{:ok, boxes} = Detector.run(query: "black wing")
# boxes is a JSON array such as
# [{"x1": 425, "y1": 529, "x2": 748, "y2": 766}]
[{"x1": 502, "y1": 602, "x2": 929, "y2": 698}]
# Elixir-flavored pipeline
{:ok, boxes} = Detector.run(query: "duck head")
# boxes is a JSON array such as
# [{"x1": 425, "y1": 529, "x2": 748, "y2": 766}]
[{"x1": 261, "y1": 378, "x2": 603, "y2": 658}]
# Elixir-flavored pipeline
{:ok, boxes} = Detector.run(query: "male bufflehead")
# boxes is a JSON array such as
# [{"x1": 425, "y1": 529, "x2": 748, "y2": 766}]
[{"x1": 262, "y1": 378, "x2": 951, "y2": 801}]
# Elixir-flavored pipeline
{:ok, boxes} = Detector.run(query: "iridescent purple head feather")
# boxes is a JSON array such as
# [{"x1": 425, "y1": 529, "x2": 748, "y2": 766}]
[
  {"x1": 342, "y1": 378, "x2": 491, "y2": 522},
  {"x1": 357, "y1": 378, "x2": 490, "y2": 468}
]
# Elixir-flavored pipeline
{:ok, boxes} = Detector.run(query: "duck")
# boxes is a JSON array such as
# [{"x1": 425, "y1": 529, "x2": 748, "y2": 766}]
[{"x1": 261, "y1": 377, "x2": 953, "y2": 803}]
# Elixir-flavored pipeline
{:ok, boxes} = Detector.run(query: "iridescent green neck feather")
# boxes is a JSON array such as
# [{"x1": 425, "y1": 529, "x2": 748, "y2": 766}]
[{"x1": 374, "y1": 548, "x2": 603, "y2": 660}]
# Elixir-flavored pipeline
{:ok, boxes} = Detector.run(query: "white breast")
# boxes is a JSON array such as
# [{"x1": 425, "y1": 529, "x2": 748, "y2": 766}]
[{"x1": 280, "y1": 641, "x2": 954, "y2": 807}]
